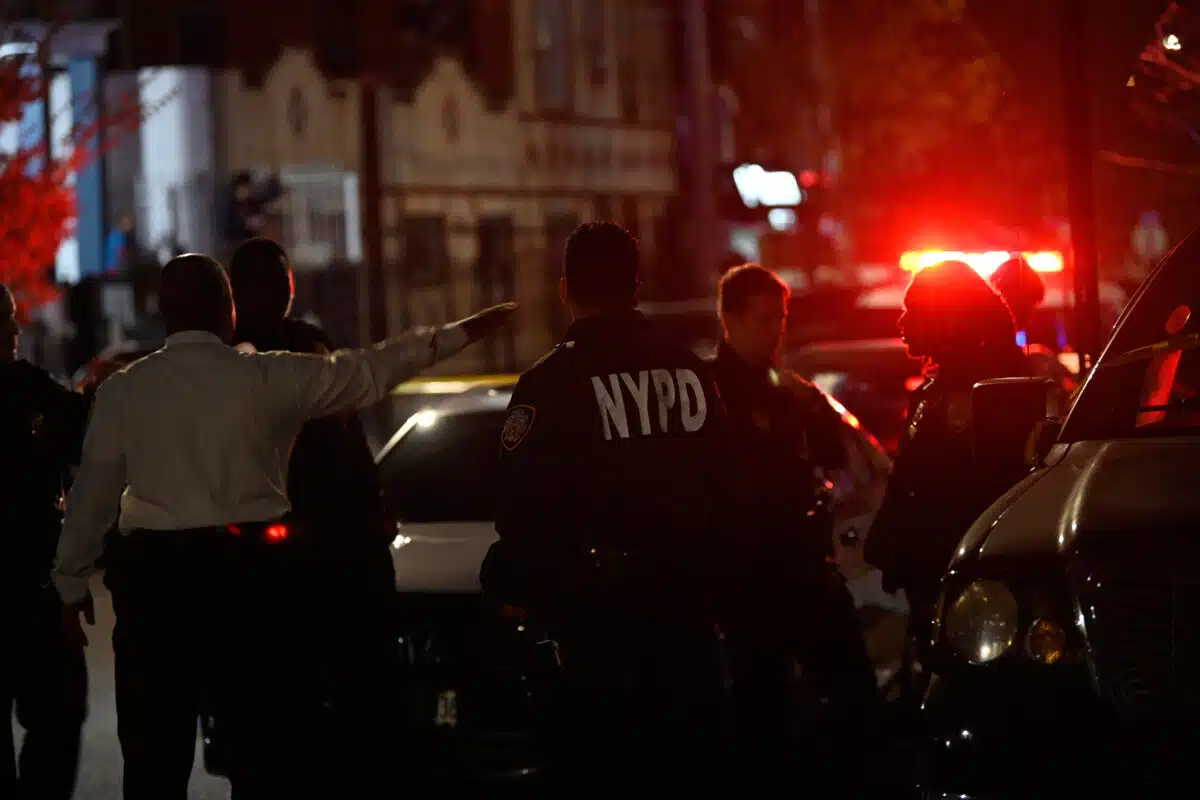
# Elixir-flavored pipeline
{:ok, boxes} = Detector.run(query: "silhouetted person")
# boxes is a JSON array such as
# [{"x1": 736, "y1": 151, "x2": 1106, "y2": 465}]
[
  {"x1": 0, "y1": 283, "x2": 89, "y2": 800},
  {"x1": 866, "y1": 261, "x2": 1028, "y2": 624},
  {"x1": 52, "y1": 253, "x2": 515, "y2": 799},
  {"x1": 481, "y1": 223, "x2": 738, "y2": 796},
  {"x1": 711, "y1": 264, "x2": 874, "y2": 796},
  {"x1": 229, "y1": 237, "x2": 397, "y2": 796},
  {"x1": 989, "y1": 256, "x2": 1045, "y2": 338}
]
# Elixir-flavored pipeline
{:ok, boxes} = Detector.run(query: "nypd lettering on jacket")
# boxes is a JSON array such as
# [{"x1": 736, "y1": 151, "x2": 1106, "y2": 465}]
[{"x1": 590, "y1": 368, "x2": 708, "y2": 440}]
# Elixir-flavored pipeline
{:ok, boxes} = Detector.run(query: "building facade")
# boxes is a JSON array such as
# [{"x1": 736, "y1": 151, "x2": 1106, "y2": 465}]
[{"x1": 130, "y1": 0, "x2": 678, "y2": 373}]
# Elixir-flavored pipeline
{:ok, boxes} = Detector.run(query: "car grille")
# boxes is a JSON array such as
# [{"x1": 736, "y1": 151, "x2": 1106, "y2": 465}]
[{"x1": 1076, "y1": 544, "x2": 1200, "y2": 720}]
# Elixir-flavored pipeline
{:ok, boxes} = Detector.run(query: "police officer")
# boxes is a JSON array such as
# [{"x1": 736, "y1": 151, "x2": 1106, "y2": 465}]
[
  {"x1": 990, "y1": 256, "x2": 1074, "y2": 400},
  {"x1": 52, "y1": 254, "x2": 515, "y2": 799},
  {"x1": 480, "y1": 222, "x2": 739, "y2": 797},
  {"x1": 866, "y1": 261, "x2": 1028, "y2": 625},
  {"x1": 0, "y1": 283, "x2": 90, "y2": 799},
  {"x1": 710, "y1": 264, "x2": 875, "y2": 795},
  {"x1": 989, "y1": 256, "x2": 1045, "y2": 338},
  {"x1": 229, "y1": 238, "x2": 398, "y2": 796}
]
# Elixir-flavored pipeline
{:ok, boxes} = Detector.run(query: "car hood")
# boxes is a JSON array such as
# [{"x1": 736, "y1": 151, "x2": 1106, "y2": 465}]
[
  {"x1": 389, "y1": 521, "x2": 498, "y2": 593},
  {"x1": 951, "y1": 437, "x2": 1200, "y2": 567}
]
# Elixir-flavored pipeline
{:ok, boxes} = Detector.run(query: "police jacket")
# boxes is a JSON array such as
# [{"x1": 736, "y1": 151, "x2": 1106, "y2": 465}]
[
  {"x1": 0, "y1": 360, "x2": 88, "y2": 593},
  {"x1": 480, "y1": 309, "x2": 744, "y2": 627},
  {"x1": 865, "y1": 346, "x2": 1029, "y2": 608},
  {"x1": 235, "y1": 320, "x2": 387, "y2": 565},
  {"x1": 709, "y1": 343, "x2": 850, "y2": 641},
  {"x1": 711, "y1": 342, "x2": 844, "y2": 526}
]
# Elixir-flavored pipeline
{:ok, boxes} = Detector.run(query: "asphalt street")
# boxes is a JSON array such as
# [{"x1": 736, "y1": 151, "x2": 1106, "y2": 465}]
[{"x1": 10, "y1": 575, "x2": 230, "y2": 800}]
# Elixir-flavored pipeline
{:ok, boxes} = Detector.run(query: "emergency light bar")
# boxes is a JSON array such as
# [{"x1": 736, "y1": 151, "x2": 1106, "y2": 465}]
[{"x1": 899, "y1": 250, "x2": 1064, "y2": 278}]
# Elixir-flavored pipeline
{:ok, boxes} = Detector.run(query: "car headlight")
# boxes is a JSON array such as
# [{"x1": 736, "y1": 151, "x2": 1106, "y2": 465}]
[{"x1": 945, "y1": 580, "x2": 1020, "y2": 664}]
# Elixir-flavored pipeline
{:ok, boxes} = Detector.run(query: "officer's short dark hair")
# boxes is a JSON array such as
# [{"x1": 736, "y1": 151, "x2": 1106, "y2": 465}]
[
  {"x1": 563, "y1": 222, "x2": 639, "y2": 309},
  {"x1": 229, "y1": 237, "x2": 293, "y2": 324},
  {"x1": 718, "y1": 263, "x2": 790, "y2": 316}
]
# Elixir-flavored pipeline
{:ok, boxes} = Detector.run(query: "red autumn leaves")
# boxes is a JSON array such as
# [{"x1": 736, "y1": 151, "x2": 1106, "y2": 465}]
[{"x1": 0, "y1": 46, "x2": 144, "y2": 322}]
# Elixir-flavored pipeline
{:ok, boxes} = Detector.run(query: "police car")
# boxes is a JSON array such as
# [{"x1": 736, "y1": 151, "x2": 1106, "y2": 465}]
[
  {"x1": 372, "y1": 373, "x2": 891, "y2": 786},
  {"x1": 920, "y1": 232, "x2": 1200, "y2": 795}
]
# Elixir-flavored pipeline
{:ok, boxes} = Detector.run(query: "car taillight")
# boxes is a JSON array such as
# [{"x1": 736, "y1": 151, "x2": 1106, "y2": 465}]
[{"x1": 226, "y1": 522, "x2": 290, "y2": 543}]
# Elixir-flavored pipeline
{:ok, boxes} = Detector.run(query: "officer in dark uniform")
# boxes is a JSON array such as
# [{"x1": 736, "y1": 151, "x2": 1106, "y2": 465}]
[
  {"x1": 0, "y1": 283, "x2": 90, "y2": 799},
  {"x1": 866, "y1": 261, "x2": 1028, "y2": 624},
  {"x1": 990, "y1": 256, "x2": 1074, "y2": 401},
  {"x1": 229, "y1": 238, "x2": 397, "y2": 797},
  {"x1": 481, "y1": 222, "x2": 740, "y2": 796},
  {"x1": 710, "y1": 264, "x2": 875, "y2": 795}
]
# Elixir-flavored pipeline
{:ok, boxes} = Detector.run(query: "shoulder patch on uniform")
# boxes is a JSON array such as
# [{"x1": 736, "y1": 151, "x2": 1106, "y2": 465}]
[
  {"x1": 945, "y1": 392, "x2": 972, "y2": 434},
  {"x1": 501, "y1": 405, "x2": 536, "y2": 450}
]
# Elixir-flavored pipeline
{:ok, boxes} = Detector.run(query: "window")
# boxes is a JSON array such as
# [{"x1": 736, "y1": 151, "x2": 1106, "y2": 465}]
[
  {"x1": 402, "y1": 215, "x2": 450, "y2": 287},
  {"x1": 476, "y1": 216, "x2": 518, "y2": 372},
  {"x1": 580, "y1": 0, "x2": 607, "y2": 87},
  {"x1": 533, "y1": 0, "x2": 571, "y2": 112},
  {"x1": 614, "y1": 1, "x2": 638, "y2": 120},
  {"x1": 639, "y1": 1, "x2": 675, "y2": 121},
  {"x1": 378, "y1": 410, "x2": 505, "y2": 523},
  {"x1": 544, "y1": 211, "x2": 578, "y2": 341},
  {"x1": 1064, "y1": 238, "x2": 1200, "y2": 442}
]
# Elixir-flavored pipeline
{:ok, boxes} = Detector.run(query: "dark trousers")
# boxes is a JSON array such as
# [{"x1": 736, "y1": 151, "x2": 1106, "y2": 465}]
[
  {"x1": 0, "y1": 585, "x2": 88, "y2": 800},
  {"x1": 542, "y1": 623, "x2": 729, "y2": 797},
  {"x1": 307, "y1": 546, "x2": 400, "y2": 799},
  {"x1": 106, "y1": 529, "x2": 317, "y2": 800}
]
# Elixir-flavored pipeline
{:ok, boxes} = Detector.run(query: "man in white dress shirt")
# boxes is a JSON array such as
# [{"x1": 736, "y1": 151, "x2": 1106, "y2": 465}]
[{"x1": 51, "y1": 253, "x2": 515, "y2": 799}]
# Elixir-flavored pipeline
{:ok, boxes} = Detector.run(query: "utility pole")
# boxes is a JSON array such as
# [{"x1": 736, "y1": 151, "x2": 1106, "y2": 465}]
[
  {"x1": 359, "y1": 77, "x2": 388, "y2": 343},
  {"x1": 682, "y1": 0, "x2": 719, "y2": 300},
  {"x1": 1060, "y1": 0, "x2": 1102, "y2": 366}
]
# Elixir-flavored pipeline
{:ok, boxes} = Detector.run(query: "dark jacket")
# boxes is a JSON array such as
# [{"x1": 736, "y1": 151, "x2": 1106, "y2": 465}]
[
  {"x1": 865, "y1": 347, "x2": 1030, "y2": 610},
  {"x1": 709, "y1": 343, "x2": 865, "y2": 677},
  {"x1": 480, "y1": 309, "x2": 745, "y2": 629},
  {"x1": 235, "y1": 320, "x2": 387, "y2": 568},
  {"x1": 710, "y1": 343, "x2": 845, "y2": 562},
  {"x1": 0, "y1": 360, "x2": 88, "y2": 594}
]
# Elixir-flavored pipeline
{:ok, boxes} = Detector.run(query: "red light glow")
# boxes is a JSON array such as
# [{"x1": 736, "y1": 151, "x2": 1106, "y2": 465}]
[
  {"x1": 905, "y1": 376, "x2": 925, "y2": 393},
  {"x1": 899, "y1": 250, "x2": 1064, "y2": 278},
  {"x1": 265, "y1": 524, "x2": 289, "y2": 543}
]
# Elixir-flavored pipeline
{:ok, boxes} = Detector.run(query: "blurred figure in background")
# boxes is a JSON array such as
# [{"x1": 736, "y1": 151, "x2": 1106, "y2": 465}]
[
  {"x1": 866, "y1": 261, "x2": 1027, "y2": 629},
  {"x1": 989, "y1": 256, "x2": 1044, "y2": 340},
  {"x1": 105, "y1": 215, "x2": 138, "y2": 274},
  {"x1": 229, "y1": 238, "x2": 397, "y2": 797},
  {"x1": 990, "y1": 256, "x2": 1074, "y2": 401},
  {"x1": 0, "y1": 284, "x2": 90, "y2": 800},
  {"x1": 224, "y1": 172, "x2": 283, "y2": 257}
]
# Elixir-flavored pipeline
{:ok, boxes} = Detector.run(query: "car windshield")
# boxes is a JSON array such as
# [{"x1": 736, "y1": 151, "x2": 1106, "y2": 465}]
[
  {"x1": 378, "y1": 408, "x2": 505, "y2": 523},
  {"x1": 1062, "y1": 235, "x2": 1200, "y2": 442}
]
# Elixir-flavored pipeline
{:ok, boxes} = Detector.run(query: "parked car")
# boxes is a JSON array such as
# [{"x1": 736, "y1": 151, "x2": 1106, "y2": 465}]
[
  {"x1": 370, "y1": 373, "x2": 892, "y2": 786},
  {"x1": 921, "y1": 232, "x2": 1200, "y2": 796}
]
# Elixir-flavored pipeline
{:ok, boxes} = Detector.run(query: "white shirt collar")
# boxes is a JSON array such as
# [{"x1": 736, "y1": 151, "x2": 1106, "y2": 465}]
[{"x1": 165, "y1": 331, "x2": 226, "y2": 347}]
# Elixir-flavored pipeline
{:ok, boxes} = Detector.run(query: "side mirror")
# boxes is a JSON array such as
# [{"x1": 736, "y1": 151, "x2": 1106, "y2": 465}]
[
  {"x1": 1027, "y1": 417, "x2": 1064, "y2": 468},
  {"x1": 971, "y1": 377, "x2": 1058, "y2": 473}
]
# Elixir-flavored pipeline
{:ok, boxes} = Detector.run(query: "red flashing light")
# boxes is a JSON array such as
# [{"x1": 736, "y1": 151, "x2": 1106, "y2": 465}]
[
  {"x1": 905, "y1": 376, "x2": 925, "y2": 393},
  {"x1": 265, "y1": 523, "x2": 289, "y2": 543},
  {"x1": 899, "y1": 250, "x2": 1064, "y2": 278},
  {"x1": 227, "y1": 524, "x2": 242, "y2": 536},
  {"x1": 799, "y1": 169, "x2": 818, "y2": 188}
]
